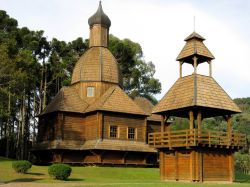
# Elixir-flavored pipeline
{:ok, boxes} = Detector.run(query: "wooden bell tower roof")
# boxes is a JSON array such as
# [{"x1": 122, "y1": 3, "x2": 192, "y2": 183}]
[
  {"x1": 152, "y1": 74, "x2": 241, "y2": 118},
  {"x1": 153, "y1": 32, "x2": 240, "y2": 118},
  {"x1": 176, "y1": 32, "x2": 215, "y2": 64}
]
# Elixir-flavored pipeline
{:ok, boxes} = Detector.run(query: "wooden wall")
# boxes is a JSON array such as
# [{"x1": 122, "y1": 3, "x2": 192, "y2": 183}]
[
  {"x1": 38, "y1": 112, "x2": 99, "y2": 142},
  {"x1": 160, "y1": 149, "x2": 233, "y2": 182},
  {"x1": 89, "y1": 24, "x2": 108, "y2": 47},
  {"x1": 103, "y1": 112, "x2": 146, "y2": 142}
]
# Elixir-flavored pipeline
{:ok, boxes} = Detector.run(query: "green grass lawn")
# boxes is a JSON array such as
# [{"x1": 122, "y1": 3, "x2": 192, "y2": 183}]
[{"x1": 0, "y1": 156, "x2": 250, "y2": 187}]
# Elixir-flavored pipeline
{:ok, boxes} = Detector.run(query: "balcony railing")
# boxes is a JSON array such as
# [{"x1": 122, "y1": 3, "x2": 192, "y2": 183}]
[{"x1": 148, "y1": 129, "x2": 247, "y2": 149}]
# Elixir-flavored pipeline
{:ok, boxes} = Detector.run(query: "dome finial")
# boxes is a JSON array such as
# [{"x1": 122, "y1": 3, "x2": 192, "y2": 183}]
[{"x1": 88, "y1": 1, "x2": 111, "y2": 28}]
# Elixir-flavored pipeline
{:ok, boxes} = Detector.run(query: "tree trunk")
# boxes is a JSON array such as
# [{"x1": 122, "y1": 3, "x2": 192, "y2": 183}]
[
  {"x1": 20, "y1": 92, "x2": 25, "y2": 160},
  {"x1": 5, "y1": 88, "x2": 11, "y2": 158},
  {"x1": 39, "y1": 60, "x2": 44, "y2": 114},
  {"x1": 42, "y1": 65, "x2": 47, "y2": 110}
]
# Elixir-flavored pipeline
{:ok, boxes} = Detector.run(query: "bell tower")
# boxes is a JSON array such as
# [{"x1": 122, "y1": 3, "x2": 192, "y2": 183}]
[
  {"x1": 176, "y1": 32, "x2": 214, "y2": 78},
  {"x1": 149, "y1": 32, "x2": 246, "y2": 182}
]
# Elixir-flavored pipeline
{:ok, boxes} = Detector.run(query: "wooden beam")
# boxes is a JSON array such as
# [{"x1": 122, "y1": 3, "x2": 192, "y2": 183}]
[
  {"x1": 193, "y1": 56, "x2": 198, "y2": 74},
  {"x1": 229, "y1": 152, "x2": 235, "y2": 182},
  {"x1": 160, "y1": 151, "x2": 164, "y2": 180},
  {"x1": 97, "y1": 112, "x2": 103, "y2": 140},
  {"x1": 161, "y1": 115, "x2": 165, "y2": 132},
  {"x1": 189, "y1": 111, "x2": 194, "y2": 130},
  {"x1": 190, "y1": 150, "x2": 195, "y2": 181},
  {"x1": 179, "y1": 61, "x2": 182, "y2": 78},
  {"x1": 199, "y1": 151, "x2": 203, "y2": 182},
  {"x1": 197, "y1": 111, "x2": 202, "y2": 142},
  {"x1": 208, "y1": 60, "x2": 212, "y2": 77},
  {"x1": 175, "y1": 151, "x2": 178, "y2": 181},
  {"x1": 227, "y1": 115, "x2": 232, "y2": 145}
]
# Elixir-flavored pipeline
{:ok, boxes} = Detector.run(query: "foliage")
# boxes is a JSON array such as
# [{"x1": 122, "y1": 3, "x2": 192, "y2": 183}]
[
  {"x1": 48, "y1": 163, "x2": 72, "y2": 180},
  {"x1": 12, "y1": 160, "x2": 32, "y2": 173},
  {"x1": 235, "y1": 152, "x2": 250, "y2": 174},
  {"x1": 0, "y1": 10, "x2": 161, "y2": 159},
  {"x1": 109, "y1": 35, "x2": 161, "y2": 104},
  {"x1": 234, "y1": 97, "x2": 250, "y2": 113}
]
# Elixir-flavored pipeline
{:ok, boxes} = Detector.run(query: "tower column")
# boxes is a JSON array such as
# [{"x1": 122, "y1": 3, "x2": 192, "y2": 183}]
[
  {"x1": 179, "y1": 61, "x2": 183, "y2": 78},
  {"x1": 208, "y1": 60, "x2": 212, "y2": 77},
  {"x1": 226, "y1": 115, "x2": 232, "y2": 145},
  {"x1": 193, "y1": 56, "x2": 198, "y2": 74},
  {"x1": 189, "y1": 111, "x2": 194, "y2": 129}
]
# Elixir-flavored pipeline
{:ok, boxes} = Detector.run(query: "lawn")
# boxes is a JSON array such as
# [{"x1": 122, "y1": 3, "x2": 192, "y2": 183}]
[{"x1": 0, "y1": 156, "x2": 250, "y2": 187}]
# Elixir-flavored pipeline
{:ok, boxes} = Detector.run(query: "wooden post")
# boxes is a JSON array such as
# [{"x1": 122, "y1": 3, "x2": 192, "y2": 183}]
[
  {"x1": 160, "y1": 151, "x2": 164, "y2": 180},
  {"x1": 161, "y1": 115, "x2": 165, "y2": 132},
  {"x1": 193, "y1": 56, "x2": 198, "y2": 74},
  {"x1": 189, "y1": 111, "x2": 194, "y2": 130},
  {"x1": 98, "y1": 112, "x2": 103, "y2": 140},
  {"x1": 190, "y1": 150, "x2": 195, "y2": 181},
  {"x1": 199, "y1": 151, "x2": 203, "y2": 182},
  {"x1": 208, "y1": 60, "x2": 212, "y2": 77},
  {"x1": 197, "y1": 112, "x2": 202, "y2": 142},
  {"x1": 179, "y1": 61, "x2": 182, "y2": 78},
  {"x1": 229, "y1": 152, "x2": 235, "y2": 182},
  {"x1": 175, "y1": 151, "x2": 178, "y2": 181},
  {"x1": 227, "y1": 115, "x2": 232, "y2": 145}
]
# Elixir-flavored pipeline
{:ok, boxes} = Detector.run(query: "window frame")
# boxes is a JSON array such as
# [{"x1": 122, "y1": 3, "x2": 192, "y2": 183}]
[
  {"x1": 127, "y1": 127, "x2": 136, "y2": 140},
  {"x1": 109, "y1": 125, "x2": 118, "y2": 139},
  {"x1": 87, "y1": 86, "x2": 95, "y2": 97}
]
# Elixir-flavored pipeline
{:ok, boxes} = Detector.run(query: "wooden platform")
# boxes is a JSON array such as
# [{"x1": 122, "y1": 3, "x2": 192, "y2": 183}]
[{"x1": 148, "y1": 129, "x2": 247, "y2": 149}]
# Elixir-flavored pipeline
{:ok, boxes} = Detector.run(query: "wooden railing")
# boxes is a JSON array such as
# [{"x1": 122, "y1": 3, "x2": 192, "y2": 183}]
[{"x1": 148, "y1": 129, "x2": 247, "y2": 148}]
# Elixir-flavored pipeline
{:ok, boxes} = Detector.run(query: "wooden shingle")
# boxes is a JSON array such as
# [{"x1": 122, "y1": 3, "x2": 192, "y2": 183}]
[
  {"x1": 41, "y1": 86, "x2": 89, "y2": 115},
  {"x1": 176, "y1": 32, "x2": 214, "y2": 62},
  {"x1": 33, "y1": 139, "x2": 156, "y2": 152},
  {"x1": 85, "y1": 86, "x2": 147, "y2": 115},
  {"x1": 134, "y1": 97, "x2": 162, "y2": 121},
  {"x1": 71, "y1": 47, "x2": 119, "y2": 84},
  {"x1": 153, "y1": 74, "x2": 241, "y2": 115}
]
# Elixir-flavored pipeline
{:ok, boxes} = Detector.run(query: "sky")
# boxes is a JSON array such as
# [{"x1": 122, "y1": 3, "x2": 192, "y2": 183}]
[{"x1": 1, "y1": 0, "x2": 250, "y2": 100}]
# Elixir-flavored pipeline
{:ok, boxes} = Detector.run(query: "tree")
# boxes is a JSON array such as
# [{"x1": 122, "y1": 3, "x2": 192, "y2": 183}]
[{"x1": 109, "y1": 35, "x2": 161, "y2": 104}]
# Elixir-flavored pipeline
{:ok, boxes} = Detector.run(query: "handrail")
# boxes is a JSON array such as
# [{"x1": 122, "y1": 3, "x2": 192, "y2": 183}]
[{"x1": 148, "y1": 129, "x2": 247, "y2": 148}]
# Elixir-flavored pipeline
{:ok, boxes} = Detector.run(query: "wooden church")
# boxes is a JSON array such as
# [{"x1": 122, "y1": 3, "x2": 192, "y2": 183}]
[
  {"x1": 148, "y1": 32, "x2": 247, "y2": 182},
  {"x1": 32, "y1": 2, "x2": 159, "y2": 166}
]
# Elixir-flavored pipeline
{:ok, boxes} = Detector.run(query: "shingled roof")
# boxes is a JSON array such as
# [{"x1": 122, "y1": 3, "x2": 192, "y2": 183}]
[
  {"x1": 33, "y1": 139, "x2": 156, "y2": 152},
  {"x1": 71, "y1": 47, "x2": 119, "y2": 84},
  {"x1": 176, "y1": 32, "x2": 214, "y2": 64},
  {"x1": 134, "y1": 97, "x2": 161, "y2": 121},
  {"x1": 153, "y1": 74, "x2": 241, "y2": 117},
  {"x1": 41, "y1": 86, "x2": 88, "y2": 115},
  {"x1": 85, "y1": 86, "x2": 147, "y2": 115}
]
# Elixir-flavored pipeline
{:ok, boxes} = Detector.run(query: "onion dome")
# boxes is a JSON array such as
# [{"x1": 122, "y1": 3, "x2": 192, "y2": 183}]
[{"x1": 88, "y1": 1, "x2": 111, "y2": 28}]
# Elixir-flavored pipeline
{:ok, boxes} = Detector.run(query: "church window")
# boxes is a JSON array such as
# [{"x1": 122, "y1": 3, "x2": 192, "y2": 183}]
[
  {"x1": 110, "y1": 125, "x2": 118, "y2": 138},
  {"x1": 87, "y1": 87, "x2": 95, "y2": 97},
  {"x1": 128, "y1": 127, "x2": 136, "y2": 140}
]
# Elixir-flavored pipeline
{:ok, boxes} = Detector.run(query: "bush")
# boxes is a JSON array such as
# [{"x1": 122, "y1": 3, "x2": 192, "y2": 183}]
[
  {"x1": 48, "y1": 164, "x2": 72, "y2": 180},
  {"x1": 12, "y1": 160, "x2": 32, "y2": 173}
]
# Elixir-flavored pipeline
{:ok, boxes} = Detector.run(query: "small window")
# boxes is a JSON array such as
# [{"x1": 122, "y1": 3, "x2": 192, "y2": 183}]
[
  {"x1": 87, "y1": 87, "x2": 95, "y2": 97},
  {"x1": 128, "y1": 127, "x2": 136, "y2": 140},
  {"x1": 110, "y1": 126, "x2": 118, "y2": 138}
]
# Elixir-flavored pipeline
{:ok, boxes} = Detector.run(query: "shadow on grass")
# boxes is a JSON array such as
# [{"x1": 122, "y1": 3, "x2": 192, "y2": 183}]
[
  {"x1": 26, "y1": 172, "x2": 45, "y2": 176},
  {"x1": 6, "y1": 178, "x2": 41, "y2": 183},
  {"x1": 66, "y1": 178, "x2": 84, "y2": 182}
]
